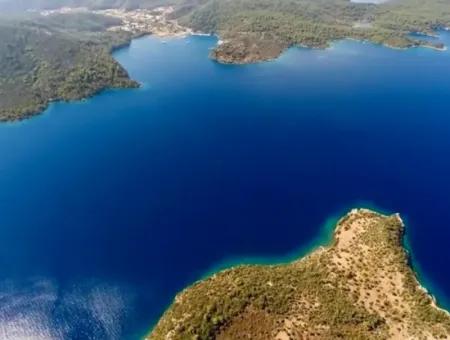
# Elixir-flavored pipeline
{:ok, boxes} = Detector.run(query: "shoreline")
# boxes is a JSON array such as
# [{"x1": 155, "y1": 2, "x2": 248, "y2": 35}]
[
  {"x1": 145, "y1": 201, "x2": 450, "y2": 338},
  {"x1": 3, "y1": 28, "x2": 448, "y2": 122},
  {"x1": 142, "y1": 203, "x2": 361, "y2": 337},
  {"x1": 402, "y1": 221, "x2": 450, "y2": 313},
  {"x1": 149, "y1": 206, "x2": 450, "y2": 339},
  {"x1": 209, "y1": 29, "x2": 448, "y2": 64},
  {"x1": 397, "y1": 215, "x2": 450, "y2": 317}
]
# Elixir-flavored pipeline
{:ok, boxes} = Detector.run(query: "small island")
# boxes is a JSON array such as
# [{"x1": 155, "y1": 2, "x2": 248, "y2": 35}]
[{"x1": 149, "y1": 209, "x2": 450, "y2": 339}]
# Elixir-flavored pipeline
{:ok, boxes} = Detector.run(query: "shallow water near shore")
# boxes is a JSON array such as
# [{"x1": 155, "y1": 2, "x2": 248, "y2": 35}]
[{"x1": 1, "y1": 33, "x2": 450, "y2": 338}]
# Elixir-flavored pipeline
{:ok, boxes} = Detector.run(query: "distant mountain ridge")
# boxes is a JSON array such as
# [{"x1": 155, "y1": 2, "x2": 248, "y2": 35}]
[{"x1": 0, "y1": 0, "x2": 178, "y2": 11}]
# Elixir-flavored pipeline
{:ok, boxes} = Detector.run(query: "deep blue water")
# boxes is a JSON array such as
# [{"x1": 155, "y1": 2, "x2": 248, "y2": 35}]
[{"x1": 1, "y1": 33, "x2": 450, "y2": 339}]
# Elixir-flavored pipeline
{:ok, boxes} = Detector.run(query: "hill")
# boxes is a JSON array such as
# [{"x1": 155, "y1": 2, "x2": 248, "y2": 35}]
[{"x1": 0, "y1": 0, "x2": 180, "y2": 11}]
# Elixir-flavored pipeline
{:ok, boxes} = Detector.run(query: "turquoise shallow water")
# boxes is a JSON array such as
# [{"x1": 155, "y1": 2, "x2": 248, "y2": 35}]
[{"x1": 0, "y1": 33, "x2": 450, "y2": 338}]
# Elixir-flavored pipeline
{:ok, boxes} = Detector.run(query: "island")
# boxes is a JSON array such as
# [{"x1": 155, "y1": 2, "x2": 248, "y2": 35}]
[{"x1": 149, "y1": 209, "x2": 450, "y2": 339}]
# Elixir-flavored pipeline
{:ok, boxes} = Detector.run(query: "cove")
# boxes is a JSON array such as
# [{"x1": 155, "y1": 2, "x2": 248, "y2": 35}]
[{"x1": 0, "y1": 33, "x2": 450, "y2": 339}]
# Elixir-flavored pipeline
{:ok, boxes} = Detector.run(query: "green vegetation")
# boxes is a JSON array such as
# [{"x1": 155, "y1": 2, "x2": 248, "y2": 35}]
[
  {"x1": 149, "y1": 209, "x2": 450, "y2": 339},
  {"x1": 1, "y1": 0, "x2": 449, "y2": 119},
  {"x1": 176, "y1": 0, "x2": 450, "y2": 63},
  {"x1": 150, "y1": 260, "x2": 387, "y2": 339},
  {"x1": 0, "y1": 13, "x2": 138, "y2": 120}
]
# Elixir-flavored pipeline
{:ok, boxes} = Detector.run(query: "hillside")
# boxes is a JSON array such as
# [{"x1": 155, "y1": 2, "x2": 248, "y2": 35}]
[
  {"x1": 0, "y1": 13, "x2": 139, "y2": 120},
  {"x1": 150, "y1": 209, "x2": 450, "y2": 339}
]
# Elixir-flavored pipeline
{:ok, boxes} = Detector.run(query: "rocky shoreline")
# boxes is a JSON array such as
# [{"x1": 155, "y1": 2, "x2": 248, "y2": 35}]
[{"x1": 209, "y1": 34, "x2": 447, "y2": 65}]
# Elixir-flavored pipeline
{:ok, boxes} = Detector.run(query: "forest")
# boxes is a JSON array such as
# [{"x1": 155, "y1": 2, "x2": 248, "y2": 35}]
[{"x1": 0, "y1": 13, "x2": 138, "y2": 120}]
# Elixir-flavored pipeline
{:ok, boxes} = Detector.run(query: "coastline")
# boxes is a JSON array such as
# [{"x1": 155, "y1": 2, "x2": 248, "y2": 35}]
[
  {"x1": 0, "y1": 30, "x2": 147, "y2": 123},
  {"x1": 193, "y1": 202, "x2": 390, "y2": 280},
  {"x1": 139, "y1": 206, "x2": 339, "y2": 338},
  {"x1": 3, "y1": 26, "x2": 448, "y2": 122},
  {"x1": 208, "y1": 29, "x2": 448, "y2": 64},
  {"x1": 149, "y1": 206, "x2": 450, "y2": 339},
  {"x1": 141, "y1": 204, "x2": 357, "y2": 338},
  {"x1": 402, "y1": 220, "x2": 450, "y2": 313},
  {"x1": 145, "y1": 201, "x2": 450, "y2": 338}
]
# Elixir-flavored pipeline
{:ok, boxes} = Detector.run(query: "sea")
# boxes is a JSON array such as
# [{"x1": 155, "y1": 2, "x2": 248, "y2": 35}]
[{"x1": 0, "y1": 32, "x2": 450, "y2": 339}]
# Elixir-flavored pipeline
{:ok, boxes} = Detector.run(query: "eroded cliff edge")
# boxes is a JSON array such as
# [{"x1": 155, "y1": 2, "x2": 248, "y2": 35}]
[{"x1": 149, "y1": 209, "x2": 450, "y2": 339}]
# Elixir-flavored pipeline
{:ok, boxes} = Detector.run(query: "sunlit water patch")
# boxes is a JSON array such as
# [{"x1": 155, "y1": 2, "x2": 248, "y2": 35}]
[{"x1": 0, "y1": 279, "x2": 132, "y2": 339}]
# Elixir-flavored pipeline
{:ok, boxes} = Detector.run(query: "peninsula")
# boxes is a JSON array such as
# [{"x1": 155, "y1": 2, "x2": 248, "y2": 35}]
[
  {"x1": 149, "y1": 209, "x2": 450, "y2": 339},
  {"x1": 0, "y1": 12, "x2": 139, "y2": 121},
  {"x1": 181, "y1": 0, "x2": 450, "y2": 64}
]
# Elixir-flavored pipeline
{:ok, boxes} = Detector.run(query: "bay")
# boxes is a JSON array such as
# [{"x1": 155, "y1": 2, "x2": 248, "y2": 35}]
[{"x1": 0, "y1": 33, "x2": 450, "y2": 339}]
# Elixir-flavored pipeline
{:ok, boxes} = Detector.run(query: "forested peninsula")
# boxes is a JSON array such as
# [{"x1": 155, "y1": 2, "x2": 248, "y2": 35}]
[
  {"x1": 0, "y1": 13, "x2": 140, "y2": 121},
  {"x1": 1, "y1": 0, "x2": 449, "y2": 119},
  {"x1": 181, "y1": 0, "x2": 450, "y2": 63},
  {"x1": 149, "y1": 209, "x2": 450, "y2": 340}
]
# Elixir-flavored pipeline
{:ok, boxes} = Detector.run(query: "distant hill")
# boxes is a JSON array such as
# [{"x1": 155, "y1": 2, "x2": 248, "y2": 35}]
[{"x1": 0, "y1": 0, "x2": 180, "y2": 11}]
